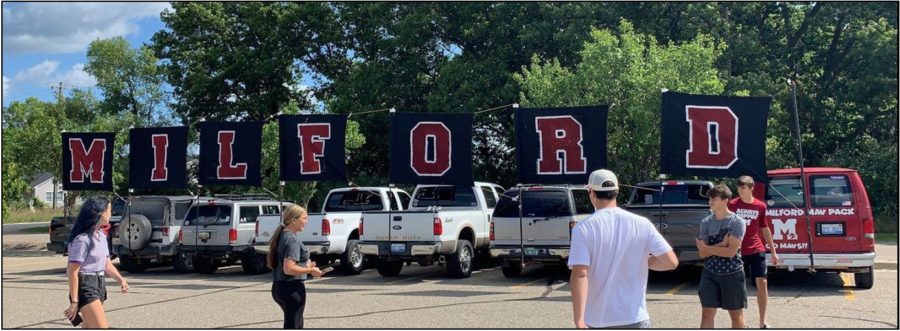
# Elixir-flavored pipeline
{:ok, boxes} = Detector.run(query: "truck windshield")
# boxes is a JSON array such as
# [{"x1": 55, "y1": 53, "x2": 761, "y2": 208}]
[
  {"x1": 630, "y1": 184, "x2": 709, "y2": 205},
  {"x1": 325, "y1": 191, "x2": 384, "y2": 212},
  {"x1": 412, "y1": 186, "x2": 478, "y2": 208}
]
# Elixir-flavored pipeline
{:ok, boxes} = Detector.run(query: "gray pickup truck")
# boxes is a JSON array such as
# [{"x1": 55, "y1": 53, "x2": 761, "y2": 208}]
[{"x1": 624, "y1": 180, "x2": 714, "y2": 264}]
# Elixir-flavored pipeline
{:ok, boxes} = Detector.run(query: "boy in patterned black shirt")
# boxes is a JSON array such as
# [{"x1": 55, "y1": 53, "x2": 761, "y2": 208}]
[{"x1": 695, "y1": 185, "x2": 747, "y2": 329}]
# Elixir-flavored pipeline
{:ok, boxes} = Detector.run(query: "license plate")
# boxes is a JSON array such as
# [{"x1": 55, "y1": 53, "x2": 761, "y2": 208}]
[
  {"x1": 198, "y1": 232, "x2": 210, "y2": 240},
  {"x1": 524, "y1": 247, "x2": 538, "y2": 255},
  {"x1": 391, "y1": 243, "x2": 405, "y2": 253},
  {"x1": 821, "y1": 223, "x2": 843, "y2": 235}
]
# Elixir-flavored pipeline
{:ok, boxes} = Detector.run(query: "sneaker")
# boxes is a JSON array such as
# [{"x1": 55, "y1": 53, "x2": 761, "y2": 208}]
[{"x1": 761, "y1": 324, "x2": 773, "y2": 329}]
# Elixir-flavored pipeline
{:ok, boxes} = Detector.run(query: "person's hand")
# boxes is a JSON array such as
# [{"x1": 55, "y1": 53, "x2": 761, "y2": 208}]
[
  {"x1": 120, "y1": 279, "x2": 130, "y2": 293},
  {"x1": 64, "y1": 302, "x2": 78, "y2": 321},
  {"x1": 695, "y1": 238, "x2": 707, "y2": 249},
  {"x1": 310, "y1": 267, "x2": 325, "y2": 277},
  {"x1": 771, "y1": 251, "x2": 779, "y2": 265},
  {"x1": 307, "y1": 260, "x2": 316, "y2": 268},
  {"x1": 574, "y1": 320, "x2": 588, "y2": 329}
]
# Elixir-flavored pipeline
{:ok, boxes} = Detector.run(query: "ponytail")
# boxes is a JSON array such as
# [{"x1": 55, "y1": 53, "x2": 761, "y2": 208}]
[{"x1": 266, "y1": 205, "x2": 307, "y2": 269}]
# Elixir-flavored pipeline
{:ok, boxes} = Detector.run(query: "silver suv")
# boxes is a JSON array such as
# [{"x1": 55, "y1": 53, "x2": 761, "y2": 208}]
[
  {"x1": 113, "y1": 196, "x2": 198, "y2": 273},
  {"x1": 180, "y1": 194, "x2": 283, "y2": 274}
]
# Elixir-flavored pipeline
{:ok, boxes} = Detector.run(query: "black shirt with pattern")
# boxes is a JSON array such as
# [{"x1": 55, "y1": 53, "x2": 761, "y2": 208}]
[{"x1": 699, "y1": 213, "x2": 746, "y2": 275}]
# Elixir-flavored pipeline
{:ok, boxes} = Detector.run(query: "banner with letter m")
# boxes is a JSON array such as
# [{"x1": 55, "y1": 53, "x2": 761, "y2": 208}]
[
  {"x1": 515, "y1": 105, "x2": 609, "y2": 185},
  {"x1": 61, "y1": 132, "x2": 116, "y2": 191},
  {"x1": 660, "y1": 91, "x2": 771, "y2": 182}
]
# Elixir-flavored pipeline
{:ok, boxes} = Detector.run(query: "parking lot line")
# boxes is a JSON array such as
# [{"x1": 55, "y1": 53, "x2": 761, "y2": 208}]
[
  {"x1": 384, "y1": 271, "x2": 445, "y2": 285},
  {"x1": 666, "y1": 281, "x2": 690, "y2": 295},
  {"x1": 2, "y1": 260, "x2": 66, "y2": 268},
  {"x1": 510, "y1": 276, "x2": 551, "y2": 289},
  {"x1": 839, "y1": 273, "x2": 856, "y2": 301}
]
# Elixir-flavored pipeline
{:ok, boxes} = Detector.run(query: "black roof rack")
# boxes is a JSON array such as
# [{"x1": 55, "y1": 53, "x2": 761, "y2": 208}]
[{"x1": 212, "y1": 193, "x2": 274, "y2": 201}]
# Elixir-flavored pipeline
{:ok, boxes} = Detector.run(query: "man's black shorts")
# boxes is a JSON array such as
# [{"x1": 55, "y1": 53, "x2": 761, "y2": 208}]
[
  {"x1": 742, "y1": 251, "x2": 768, "y2": 279},
  {"x1": 698, "y1": 269, "x2": 747, "y2": 310}
]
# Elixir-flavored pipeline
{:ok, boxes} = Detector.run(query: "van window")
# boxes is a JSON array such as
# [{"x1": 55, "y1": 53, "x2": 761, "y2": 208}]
[
  {"x1": 494, "y1": 190, "x2": 573, "y2": 218},
  {"x1": 239, "y1": 205, "x2": 260, "y2": 223},
  {"x1": 325, "y1": 190, "x2": 384, "y2": 212},
  {"x1": 572, "y1": 190, "x2": 594, "y2": 215},
  {"x1": 185, "y1": 206, "x2": 233, "y2": 226},
  {"x1": 412, "y1": 187, "x2": 478, "y2": 208},
  {"x1": 174, "y1": 202, "x2": 192, "y2": 223},
  {"x1": 262, "y1": 205, "x2": 280, "y2": 214},
  {"x1": 810, "y1": 175, "x2": 854, "y2": 207},
  {"x1": 766, "y1": 177, "x2": 805, "y2": 208}
]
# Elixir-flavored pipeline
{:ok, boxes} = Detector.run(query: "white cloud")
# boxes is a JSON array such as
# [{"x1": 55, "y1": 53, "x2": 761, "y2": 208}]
[
  {"x1": 9, "y1": 61, "x2": 96, "y2": 88},
  {"x1": 2, "y1": 2, "x2": 171, "y2": 54},
  {"x1": 2, "y1": 76, "x2": 10, "y2": 98}
]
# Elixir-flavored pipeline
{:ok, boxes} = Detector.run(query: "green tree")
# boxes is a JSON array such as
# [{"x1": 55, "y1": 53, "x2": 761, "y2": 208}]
[
  {"x1": 516, "y1": 20, "x2": 727, "y2": 187},
  {"x1": 84, "y1": 36, "x2": 168, "y2": 125}
]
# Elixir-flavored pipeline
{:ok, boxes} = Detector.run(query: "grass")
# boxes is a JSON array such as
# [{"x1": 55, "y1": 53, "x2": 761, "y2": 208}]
[
  {"x1": 3, "y1": 208, "x2": 64, "y2": 224},
  {"x1": 19, "y1": 226, "x2": 50, "y2": 234},
  {"x1": 876, "y1": 233, "x2": 898, "y2": 243}
]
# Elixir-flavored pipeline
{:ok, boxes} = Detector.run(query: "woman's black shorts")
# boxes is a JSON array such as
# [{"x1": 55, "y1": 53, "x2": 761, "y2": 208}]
[{"x1": 73, "y1": 273, "x2": 107, "y2": 311}]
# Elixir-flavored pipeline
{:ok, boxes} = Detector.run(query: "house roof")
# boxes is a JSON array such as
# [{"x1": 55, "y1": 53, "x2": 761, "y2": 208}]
[{"x1": 29, "y1": 172, "x2": 54, "y2": 188}]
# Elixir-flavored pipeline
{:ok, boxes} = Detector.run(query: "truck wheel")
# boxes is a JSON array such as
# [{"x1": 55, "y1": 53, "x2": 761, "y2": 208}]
[
  {"x1": 448, "y1": 240, "x2": 474, "y2": 278},
  {"x1": 501, "y1": 262, "x2": 523, "y2": 278},
  {"x1": 375, "y1": 260, "x2": 404, "y2": 277},
  {"x1": 854, "y1": 267, "x2": 874, "y2": 289},
  {"x1": 242, "y1": 252, "x2": 270, "y2": 275},
  {"x1": 340, "y1": 240, "x2": 365, "y2": 275},
  {"x1": 172, "y1": 252, "x2": 194, "y2": 274},
  {"x1": 193, "y1": 257, "x2": 219, "y2": 274},
  {"x1": 119, "y1": 256, "x2": 148, "y2": 273}
]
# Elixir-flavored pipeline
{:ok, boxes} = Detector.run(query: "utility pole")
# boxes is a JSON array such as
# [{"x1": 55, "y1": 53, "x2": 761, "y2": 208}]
[{"x1": 52, "y1": 82, "x2": 63, "y2": 209}]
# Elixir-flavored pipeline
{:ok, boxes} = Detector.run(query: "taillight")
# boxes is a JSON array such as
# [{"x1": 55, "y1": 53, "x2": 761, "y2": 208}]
[
  {"x1": 863, "y1": 218, "x2": 875, "y2": 239},
  {"x1": 434, "y1": 217, "x2": 443, "y2": 235},
  {"x1": 161, "y1": 226, "x2": 169, "y2": 236},
  {"x1": 255, "y1": 220, "x2": 259, "y2": 237},
  {"x1": 569, "y1": 221, "x2": 576, "y2": 239},
  {"x1": 489, "y1": 221, "x2": 495, "y2": 241},
  {"x1": 178, "y1": 230, "x2": 183, "y2": 242},
  {"x1": 229, "y1": 229, "x2": 238, "y2": 243},
  {"x1": 322, "y1": 219, "x2": 331, "y2": 236},
  {"x1": 359, "y1": 218, "x2": 364, "y2": 236}
]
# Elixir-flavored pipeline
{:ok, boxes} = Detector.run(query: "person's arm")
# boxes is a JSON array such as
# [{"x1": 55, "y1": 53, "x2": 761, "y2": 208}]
[
  {"x1": 697, "y1": 219, "x2": 712, "y2": 257},
  {"x1": 648, "y1": 223, "x2": 677, "y2": 271},
  {"x1": 570, "y1": 265, "x2": 589, "y2": 329},
  {"x1": 64, "y1": 238, "x2": 88, "y2": 320},
  {"x1": 283, "y1": 259, "x2": 323, "y2": 277},
  {"x1": 105, "y1": 258, "x2": 129, "y2": 293}
]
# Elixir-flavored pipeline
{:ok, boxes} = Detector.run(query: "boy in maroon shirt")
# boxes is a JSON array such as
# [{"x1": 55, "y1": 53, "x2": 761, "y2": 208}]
[{"x1": 729, "y1": 176, "x2": 777, "y2": 329}]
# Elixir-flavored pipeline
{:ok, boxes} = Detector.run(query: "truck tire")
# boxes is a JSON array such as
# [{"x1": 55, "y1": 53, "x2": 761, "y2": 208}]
[
  {"x1": 340, "y1": 240, "x2": 365, "y2": 275},
  {"x1": 172, "y1": 252, "x2": 194, "y2": 274},
  {"x1": 375, "y1": 260, "x2": 403, "y2": 277},
  {"x1": 242, "y1": 252, "x2": 270, "y2": 275},
  {"x1": 501, "y1": 262, "x2": 523, "y2": 278},
  {"x1": 854, "y1": 267, "x2": 874, "y2": 289},
  {"x1": 193, "y1": 257, "x2": 219, "y2": 274},
  {"x1": 119, "y1": 256, "x2": 148, "y2": 273},
  {"x1": 448, "y1": 240, "x2": 474, "y2": 278},
  {"x1": 119, "y1": 215, "x2": 152, "y2": 250}
]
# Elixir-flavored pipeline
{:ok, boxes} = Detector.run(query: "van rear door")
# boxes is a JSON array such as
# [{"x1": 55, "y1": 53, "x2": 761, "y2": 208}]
[{"x1": 807, "y1": 174, "x2": 862, "y2": 253}]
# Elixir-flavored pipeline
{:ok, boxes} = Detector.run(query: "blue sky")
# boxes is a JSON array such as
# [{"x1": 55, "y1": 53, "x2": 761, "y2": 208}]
[{"x1": 2, "y1": 2, "x2": 319, "y2": 109}]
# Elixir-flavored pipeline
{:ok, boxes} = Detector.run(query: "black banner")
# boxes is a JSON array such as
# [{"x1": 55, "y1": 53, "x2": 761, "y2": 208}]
[
  {"x1": 389, "y1": 112, "x2": 474, "y2": 186},
  {"x1": 515, "y1": 105, "x2": 609, "y2": 185},
  {"x1": 129, "y1": 126, "x2": 189, "y2": 190},
  {"x1": 660, "y1": 91, "x2": 771, "y2": 182},
  {"x1": 198, "y1": 122, "x2": 263, "y2": 187},
  {"x1": 61, "y1": 132, "x2": 116, "y2": 191},
  {"x1": 279, "y1": 114, "x2": 348, "y2": 182}
]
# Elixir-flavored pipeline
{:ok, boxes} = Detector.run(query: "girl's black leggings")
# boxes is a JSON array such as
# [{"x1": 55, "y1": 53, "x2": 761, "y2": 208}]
[{"x1": 272, "y1": 280, "x2": 307, "y2": 329}]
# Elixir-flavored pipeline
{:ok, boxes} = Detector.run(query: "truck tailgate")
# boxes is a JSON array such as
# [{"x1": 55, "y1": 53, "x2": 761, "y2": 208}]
[
  {"x1": 294, "y1": 214, "x2": 325, "y2": 243},
  {"x1": 361, "y1": 211, "x2": 437, "y2": 242},
  {"x1": 627, "y1": 205, "x2": 711, "y2": 261}
]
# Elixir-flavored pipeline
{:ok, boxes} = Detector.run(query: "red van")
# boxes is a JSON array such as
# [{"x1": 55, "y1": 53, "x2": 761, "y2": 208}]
[{"x1": 753, "y1": 167, "x2": 876, "y2": 288}]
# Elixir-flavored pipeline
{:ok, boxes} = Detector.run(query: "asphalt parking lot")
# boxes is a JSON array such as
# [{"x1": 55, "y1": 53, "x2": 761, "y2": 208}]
[{"x1": 1, "y1": 255, "x2": 897, "y2": 329}]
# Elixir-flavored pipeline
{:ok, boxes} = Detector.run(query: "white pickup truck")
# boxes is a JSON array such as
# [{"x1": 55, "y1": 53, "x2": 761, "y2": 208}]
[
  {"x1": 358, "y1": 182, "x2": 505, "y2": 278},
  {"x1": 254, "y1": 187, "x2": 411, "y2": 275}
]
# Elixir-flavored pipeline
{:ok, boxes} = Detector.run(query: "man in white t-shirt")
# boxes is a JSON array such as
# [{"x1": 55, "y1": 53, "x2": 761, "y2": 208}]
[{"x1": 569, "y1": 169, "x2": 679, "y2": 328}]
